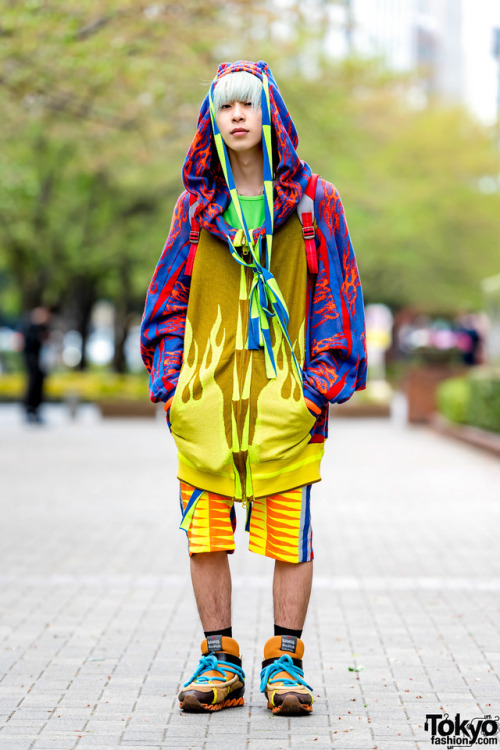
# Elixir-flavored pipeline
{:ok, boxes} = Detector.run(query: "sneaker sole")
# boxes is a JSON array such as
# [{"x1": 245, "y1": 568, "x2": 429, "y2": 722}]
[
  {"x1": 268, "y1": 695, "x2": 313, "y2": 715},
  {"x1": 180, "y1": 695, "x2": 244, "y2": 712}
]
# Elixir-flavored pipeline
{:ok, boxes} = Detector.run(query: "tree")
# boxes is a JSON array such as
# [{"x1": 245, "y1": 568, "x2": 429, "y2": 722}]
[
  {"x1": 1, "y1": 1, "x2": 499, "y2": 374},
  {"x1": 284, "y1": 58, "x2": 500, "y2": 312},
  {"x1": 0, "y1": 0, "x2": 278, "y2": 366}
]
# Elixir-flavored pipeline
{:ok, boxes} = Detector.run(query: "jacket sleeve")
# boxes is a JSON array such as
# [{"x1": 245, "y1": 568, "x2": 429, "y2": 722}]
[
  {"x1": 302, "y1": 178, "x2": 367, "y2": 408},
  {"x1": 140, "y1": 191, "x2": 191, "y2": 403}
]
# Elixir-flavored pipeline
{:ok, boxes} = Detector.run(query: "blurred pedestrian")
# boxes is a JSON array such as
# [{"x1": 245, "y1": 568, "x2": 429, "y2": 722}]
[
  {"x1": 141, "y1": 61, "x2": 367, "y2": 715},
  {"x1": 22, "y1": 306, "x2": 51, "y2": 424},
  {"x1": 455, "y1": 312, "x2": 483, "y2": 366}
]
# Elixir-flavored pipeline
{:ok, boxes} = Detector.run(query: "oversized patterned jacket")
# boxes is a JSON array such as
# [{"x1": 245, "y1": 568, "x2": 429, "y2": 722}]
[{"x1": 140, "y1": 60, "x2": 367, "y2": 504}]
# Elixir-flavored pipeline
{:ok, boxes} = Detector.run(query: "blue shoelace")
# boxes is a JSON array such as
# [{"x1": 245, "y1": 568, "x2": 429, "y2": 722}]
[
  {"x1": 260, "y1": 654, "x2": 313, "y2": 693},
  {"x1": 185, "y1": 653, "x2": 245, "y2": 687}
]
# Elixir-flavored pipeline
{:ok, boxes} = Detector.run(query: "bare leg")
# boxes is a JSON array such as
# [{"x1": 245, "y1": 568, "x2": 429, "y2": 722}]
[
  {"x1": 190, "y1": 551, "x2": 232, "y2": 632},
  {"x1": 273, "y1": 560, "x2": 313, "y2": 630}
]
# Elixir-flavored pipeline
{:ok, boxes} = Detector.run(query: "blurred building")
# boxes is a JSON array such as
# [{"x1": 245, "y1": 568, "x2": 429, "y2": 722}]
[{"x1": 326, "y1": 0, "x2": 500, "y2": 124}]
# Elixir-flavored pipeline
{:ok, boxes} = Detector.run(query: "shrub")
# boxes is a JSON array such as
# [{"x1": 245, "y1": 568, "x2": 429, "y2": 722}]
[
  {"x1": 436, "y1": 377, "x2": 470, "y2": 425},
  {"x1": 466, "y1": 374, "x2": 500, "y2": 434},
  {"x1": 0, "y1": 371, "x2": 150, "y2": 402},
  {"x1": 437, "y1": 369, "x2": 500, "y2": 434}
]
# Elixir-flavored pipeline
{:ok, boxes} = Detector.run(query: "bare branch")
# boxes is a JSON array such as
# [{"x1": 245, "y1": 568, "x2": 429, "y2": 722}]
[
  {"x1": 0, "y1": 75, "x2": 138, "y2": 131},
  {"x1": 75, "y1": 15, "x2": 112, "y2": 41}
]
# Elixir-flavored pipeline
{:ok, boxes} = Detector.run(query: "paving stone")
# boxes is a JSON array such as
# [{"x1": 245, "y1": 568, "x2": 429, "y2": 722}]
[
  {"x1": 0, "y1": 740, "x2": 36, "y2": 749},
  {"x1": 1, "y1": 412, "x2": 499, "y2": 749}
]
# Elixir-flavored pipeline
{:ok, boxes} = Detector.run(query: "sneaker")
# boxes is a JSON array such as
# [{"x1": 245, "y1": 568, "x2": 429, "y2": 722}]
[
  {"x1": 178, "y1": 635, "x2": 245, "y2": 712},
  {"x1": 260, "y1": 635, "x2": 313, "y2": 715}
]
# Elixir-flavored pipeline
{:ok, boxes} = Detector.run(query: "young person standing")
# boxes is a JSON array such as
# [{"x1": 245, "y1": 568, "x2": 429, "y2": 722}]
[{"x1": 141, "y1": 60, "x2": 367, "y2": 715}]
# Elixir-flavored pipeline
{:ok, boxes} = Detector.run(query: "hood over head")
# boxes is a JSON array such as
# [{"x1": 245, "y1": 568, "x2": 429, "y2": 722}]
[
  {"x1": 182, "y1": 60, "x2": 311, "y2": 243},
  {"x1": 182, "y1": 61, "x2": 312, "y2": 381}
]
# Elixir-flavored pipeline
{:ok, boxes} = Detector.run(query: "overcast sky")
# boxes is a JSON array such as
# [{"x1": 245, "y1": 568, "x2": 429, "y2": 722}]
[{"x1": 463, "y1": 0, "x2": 500, "y2": 122}]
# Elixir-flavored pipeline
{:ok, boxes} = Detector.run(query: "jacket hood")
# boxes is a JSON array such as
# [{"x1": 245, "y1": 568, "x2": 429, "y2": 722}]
[{"x1": 182, "y1": 60, "x2": 311, "y2": 242}]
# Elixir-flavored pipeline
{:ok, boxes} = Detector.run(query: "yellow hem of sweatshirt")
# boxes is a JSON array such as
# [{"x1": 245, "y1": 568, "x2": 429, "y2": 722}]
[{"x1": 177, "y1": 442, "x2": 324, "y2": 500}]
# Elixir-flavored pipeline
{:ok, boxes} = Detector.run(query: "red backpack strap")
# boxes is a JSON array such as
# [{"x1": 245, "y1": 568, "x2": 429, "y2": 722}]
[
  {"x1": 185, "y1": 195, "x2": 199, "y2": 277},
  {"x1": 297, "y1": 173, "x2": 320, "y2": 275}
]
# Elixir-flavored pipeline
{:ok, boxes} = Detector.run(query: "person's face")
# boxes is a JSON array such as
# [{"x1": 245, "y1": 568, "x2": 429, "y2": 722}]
[{"x1": 216, "y1": 101, "x2": 262, "y2": 153}]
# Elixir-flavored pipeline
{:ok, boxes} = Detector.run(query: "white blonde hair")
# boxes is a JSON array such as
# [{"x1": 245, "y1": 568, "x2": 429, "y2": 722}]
[{"x1": 212, "y1": 71, "x2": 262, "y2": 110}]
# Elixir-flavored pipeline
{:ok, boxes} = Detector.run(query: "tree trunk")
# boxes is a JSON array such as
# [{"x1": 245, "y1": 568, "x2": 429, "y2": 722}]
[
  {"x1": 112, "y1": 263, "x2": 132, "y2": 373},
  {"x1": 113, "y1": 302, "x2": 128, "y2": 373},
  {"x1": 66, "y1": 277, "x2": 96, "y2": 371}
]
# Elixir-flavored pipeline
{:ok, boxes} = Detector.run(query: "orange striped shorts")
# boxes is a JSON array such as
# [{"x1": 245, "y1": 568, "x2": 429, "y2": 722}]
[{"x1": 179, "y1": 482, "x2": 313, "y2": 564}]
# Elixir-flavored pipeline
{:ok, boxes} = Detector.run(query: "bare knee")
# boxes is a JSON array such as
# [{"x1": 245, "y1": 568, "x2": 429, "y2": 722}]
[{"x1": 191, "y1": 550, "x2": 229, "y2": 566}]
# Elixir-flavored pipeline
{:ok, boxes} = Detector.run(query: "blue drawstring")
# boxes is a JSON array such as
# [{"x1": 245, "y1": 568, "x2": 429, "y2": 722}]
[
  {"x1": 260, "y1": 654, "x2": 312, "y2": 693},
  {"x1": 185, "y1": 653, "x2": 245, "y2": 687},
  {"x1": 244, "y1": 501, "x2": 252, "y2": 532},
  {"x1": 227, "y1": 234, "x2": 301, "y2": 380}
]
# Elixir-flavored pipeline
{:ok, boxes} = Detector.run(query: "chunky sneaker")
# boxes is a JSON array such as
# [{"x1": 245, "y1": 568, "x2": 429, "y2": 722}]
[
  {"x1": 178, "y1": 635, "x2": 245, "y2": 712},
  {"x1": 260, "y1": 635, "x2": 313, "y2": 715}
]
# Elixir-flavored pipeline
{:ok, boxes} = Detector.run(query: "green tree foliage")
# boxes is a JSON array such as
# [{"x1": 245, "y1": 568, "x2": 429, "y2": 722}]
[
  {"x1": 0, "y1": 0, "x2": 273, "y2": 367},
  {"x1": 284, "y1": 59, "x2": 500, "y2": 311},
  {"x1": 1, "y1": 1, "x2": 499, "y2": 370}
]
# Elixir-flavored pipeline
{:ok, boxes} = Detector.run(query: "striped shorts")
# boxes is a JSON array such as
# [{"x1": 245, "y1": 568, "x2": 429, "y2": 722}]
[{"x1": 179, "y1": 482, "x2": 314, "y2": 564}]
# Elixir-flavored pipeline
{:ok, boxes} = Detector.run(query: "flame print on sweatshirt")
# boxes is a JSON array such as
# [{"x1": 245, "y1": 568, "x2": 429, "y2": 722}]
[
  {"x1": 318, "y1": 182, "x2": 341, "y2": 237},
  {"x1": 250, "y1": 321, "x2": 315, "y2": 466},
  {"x1": 170, "y1": 308, "x2": 233, "y2": 474},
  {"x1": 342, "y1": 242, "x2": 361, "y2": 317},
  {"x1": 141, "y1": 60, "x2": 368, "y2": 491}
]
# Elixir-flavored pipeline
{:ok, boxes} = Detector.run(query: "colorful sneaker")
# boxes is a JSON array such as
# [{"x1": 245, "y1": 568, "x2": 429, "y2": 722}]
[
  {"x1": 178, "y1": 635, "x2": 245, "y2": 712},
  {"x1": 260, "y1": 635, "x2": 313, "y2": 715}
]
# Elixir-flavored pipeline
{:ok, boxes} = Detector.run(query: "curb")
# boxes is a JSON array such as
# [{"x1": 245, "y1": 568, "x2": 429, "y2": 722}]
[{"x1": 430, "y1": 413, "x2": 500, "y2": 459}]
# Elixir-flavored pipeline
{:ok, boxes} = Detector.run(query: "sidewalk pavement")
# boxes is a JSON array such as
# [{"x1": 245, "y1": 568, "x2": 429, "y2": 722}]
[{"x1": 0, "y1": 404, "x2": 499, "y2": 750}]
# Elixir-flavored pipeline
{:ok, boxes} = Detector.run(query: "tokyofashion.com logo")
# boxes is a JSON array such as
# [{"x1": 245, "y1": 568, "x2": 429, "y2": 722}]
[{"x1": 425, "y1": 713, "x2": 499, "y2": 746}]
